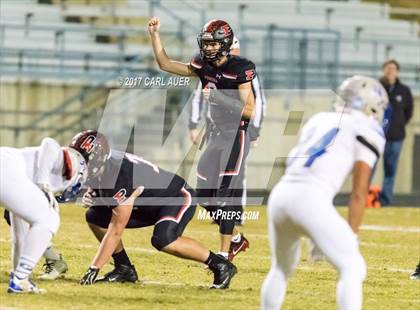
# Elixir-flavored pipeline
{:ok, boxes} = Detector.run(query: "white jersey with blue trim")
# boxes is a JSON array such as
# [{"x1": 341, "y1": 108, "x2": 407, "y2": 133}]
[
  {"x1": 2, "y1": 137, "x2": 69, "y2": 193},
  {"x1": 282, "y1": 110, "x2": 385, "y2": 196}
]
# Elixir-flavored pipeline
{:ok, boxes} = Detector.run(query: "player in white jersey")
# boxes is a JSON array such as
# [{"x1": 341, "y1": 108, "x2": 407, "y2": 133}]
[
  {"x1": 260, "y1": 76, "x2": 389, "y2": 310},
  {"x1": 0, "y1": 137, "x2": 87, "y2": 293}
]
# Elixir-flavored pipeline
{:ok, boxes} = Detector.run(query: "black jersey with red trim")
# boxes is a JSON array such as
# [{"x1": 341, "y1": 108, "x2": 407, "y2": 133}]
[
  {"x1": 190, "y1": 54, "x2": 256, "y2": 130},
  {"x1": 87, "y1": 150, "x2": 186, "y2": 209}
]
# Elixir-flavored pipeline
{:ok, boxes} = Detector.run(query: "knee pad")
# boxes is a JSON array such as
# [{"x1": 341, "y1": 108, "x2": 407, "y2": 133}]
[
  {"x1": 151, "y1": 233, "x2": 177, "y2": 251},
  {"x1": 151, "y1": 235, "x2": 167, "y2": 251},
  {"x1": 151, "y1": 224, "x2": 178, "y2": 251},
  {"x1": 219, "y1": 218, "x2": 235, "y2": 235},
  {"x1": 85, "y1": 207, "x2": 97, "y2": 224}
]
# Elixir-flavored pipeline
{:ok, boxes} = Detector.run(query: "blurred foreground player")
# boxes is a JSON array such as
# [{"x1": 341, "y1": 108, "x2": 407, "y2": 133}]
[
  {"x1": 71, "y1": 130, "x2": 237, "y2": 289},
  {"x1": 261, "y1": 76, "x2": 388, "y2": 310},
  {"x1": 0, "y1": 138, "x2": 87, "y2": 293},
  {"x1": 149, "y1": 17, "x2": 256, "y2": 261}
]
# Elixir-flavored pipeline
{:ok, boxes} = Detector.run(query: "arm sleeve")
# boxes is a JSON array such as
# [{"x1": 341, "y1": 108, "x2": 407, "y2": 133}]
[
  {"x1": 35, "y1": 137, "x2": 63, "y2": 187},
  {"x1": 189, "y1": 81, "x2": 203, "y2": 130},
  {"x1": 251, "y1": 75, "x2": 267, "y2": 132},
  {"x1": 354, "y1": 127, "x2": 385, "y2": 168},
  {"x1": 404, "y1": 87, "x2": 413, "y2": 124},
  {"x1": 248, "y1": 125, "x2": 260, "y2": 141}
]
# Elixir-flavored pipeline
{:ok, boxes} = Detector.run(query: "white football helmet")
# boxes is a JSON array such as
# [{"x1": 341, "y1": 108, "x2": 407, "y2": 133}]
[
  {"x1": 334, "y1": 75, "x2": 389, "y2": 125},
  {"x1": 62, "y1": 147, "x2": 88, "y2": 190}
]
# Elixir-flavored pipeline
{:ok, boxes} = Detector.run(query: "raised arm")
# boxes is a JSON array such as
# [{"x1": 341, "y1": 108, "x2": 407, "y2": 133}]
[{"x1": 148, "y1": 17, "x2": 196, "y2": 76}]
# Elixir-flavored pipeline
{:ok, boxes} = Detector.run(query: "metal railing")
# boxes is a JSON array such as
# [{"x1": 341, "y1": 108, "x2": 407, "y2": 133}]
[
  {"x1": 0, "y1": 0, "x2": 200, "y2": 142},
  {"x1": 241, "y1": 25, "x2": 419, "y2": 92}
]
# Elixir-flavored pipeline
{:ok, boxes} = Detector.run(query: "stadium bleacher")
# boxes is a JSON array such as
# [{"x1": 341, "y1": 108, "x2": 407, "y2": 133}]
[
  {"x1": 0, "y1": 0, "x2": 418, "y2": 87},
  {"x1": 0, "y1": 0, "x2": 419, "y2": 194}
]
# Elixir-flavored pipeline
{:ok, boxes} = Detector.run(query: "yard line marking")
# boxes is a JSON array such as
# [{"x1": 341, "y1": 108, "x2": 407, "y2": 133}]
[
  {"x1": 359, "y1": 241, "x2": 410, "y2": 248},
  {"x1": 142, "y1": 280, "x2": 185, "y2": 287},
  {"x1": 78, "y1": 243, "x2": 156, "y2": 254},
  {"x1": 188, "y1": 224, "x2": 420, "y2": 237},
  {"x1": 296, "y1": 265, "x2": 413, "y2": 274},
  {"x1": 360, "y1": 225, "x2": 420, "y2": 233}
]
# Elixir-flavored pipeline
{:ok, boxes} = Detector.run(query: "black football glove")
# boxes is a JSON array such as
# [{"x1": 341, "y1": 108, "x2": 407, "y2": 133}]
[{"x1": 80, "y1": 266, "x2": 100, "y2": 285}]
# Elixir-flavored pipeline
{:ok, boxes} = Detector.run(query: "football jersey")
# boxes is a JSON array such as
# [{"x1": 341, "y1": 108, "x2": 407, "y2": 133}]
[
  {"x1": 1, "y1": 137, "x2": 71, "y2": 193},
  {"x1": 190, "y1": 54, "x2": 256, "y2": 130},
  {"x1": 282, "y1": 110, "x2": 385, "y2": 196},
  {"x1": 88, "y1": 150, "x2": 186, "y2": 209}
]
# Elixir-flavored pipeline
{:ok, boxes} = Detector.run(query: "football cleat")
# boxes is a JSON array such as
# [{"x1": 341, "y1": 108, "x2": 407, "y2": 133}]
[
  {"x1": 410, "y1": 262, "x2": 420, "y2": 280},
  {"x1": 209, "y1": 255, "x2": 237, "y2": 289},
  {"x1": 8, "y1": 275, "x2": 45, "y2": 294},
  {"x1": 228, "y1": 233, "x2": 249, "y2": 261},
  {"x1": 96, "y1": 264, "x2": 138, "y2": 283},
  {"x1": 39, "y1": 255, "x2": 68, "y2": 280}
]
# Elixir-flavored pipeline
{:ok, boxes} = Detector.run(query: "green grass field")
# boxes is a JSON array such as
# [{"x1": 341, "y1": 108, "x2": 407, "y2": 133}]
[{"x1": 0, "y1": 206, "x2": 419, "y2": 310}]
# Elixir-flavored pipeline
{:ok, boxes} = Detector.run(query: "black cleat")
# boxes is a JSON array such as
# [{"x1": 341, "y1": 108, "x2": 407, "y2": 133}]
[
  {"x1": 410, "y1": 262, "x2": 420, "y2": 280},
  {"x1": 209, "y1": 255, "x2": 237, "y2": 289},
  {"x1": 96, "y1": 264, "x2": 138, "y2": 283}
]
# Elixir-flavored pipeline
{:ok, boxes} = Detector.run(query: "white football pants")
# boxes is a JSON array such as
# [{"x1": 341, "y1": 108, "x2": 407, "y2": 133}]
[
  {"x1": 0, "y1": 148, "x2": 59, "y2": 278},
  {"x1": 261, "y1": 180, "x2": 366, "y2": 310}
]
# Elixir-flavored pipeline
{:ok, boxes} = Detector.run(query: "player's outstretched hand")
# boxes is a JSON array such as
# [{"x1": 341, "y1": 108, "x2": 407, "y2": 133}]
[
  {"x1": 81, "y1": 187, "x2": 96, "y2": 208},
  {"x1": 80, "y1": 266, "x2": 100, "y2": 285},
  {"x1": 148, "y1": 17, "x2": 160, "y2": 35},
  {"x1": 121, "y1": 186, "x2": 144, "y2": 207},
  {"x1": 39, "y1": 185, "x2": 59, "y2": 211}
]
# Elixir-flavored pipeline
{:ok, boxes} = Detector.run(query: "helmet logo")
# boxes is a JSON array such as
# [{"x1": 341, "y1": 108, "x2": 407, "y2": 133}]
[
  {"x1": 221, "y1": 24, "x2": 230, "y2": 36},
  {"x1": 80, "y1": 135, "x2": 97, "y2": 153}
]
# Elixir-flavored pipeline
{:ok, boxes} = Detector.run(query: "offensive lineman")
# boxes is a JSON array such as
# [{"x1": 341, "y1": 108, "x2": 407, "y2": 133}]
[
  {"x1": 260, "y1": 76, "x2": 389, "y2": 310},
  {"x1": 0, "y1": 138, "x2": 87, "y2": 293},
  {"x1": 71, "y1": 130, "x2": 237, "y2": 289},
  {"x1": 149, "y1": 17, "x2": 256, "y2": 261}
]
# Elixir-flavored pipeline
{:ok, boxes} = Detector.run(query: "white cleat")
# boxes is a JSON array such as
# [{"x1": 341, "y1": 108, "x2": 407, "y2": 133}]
[
  {"x1": 39, "y1": 255, "x2": 68, "y2": 280},
  {"x1": 8, "y1": 275, "x2": 46, "y2": 294}
]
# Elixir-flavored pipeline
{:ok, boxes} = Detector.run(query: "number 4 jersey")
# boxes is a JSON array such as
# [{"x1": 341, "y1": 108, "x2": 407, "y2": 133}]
[{"x1": 282, "y1": 110, "x2": 386, "y2": 197}]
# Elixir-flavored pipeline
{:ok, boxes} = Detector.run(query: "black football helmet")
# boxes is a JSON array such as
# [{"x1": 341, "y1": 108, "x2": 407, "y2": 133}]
[
  {"x1": 197, "y1": 20, "x2": 234, "y2": 61},
  {"x1": 69, "y1": 130, "x2": 110, "y2": 179}
]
